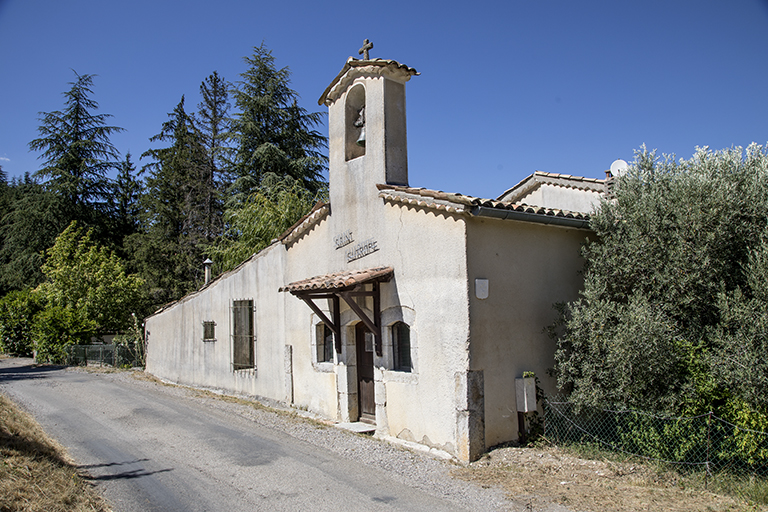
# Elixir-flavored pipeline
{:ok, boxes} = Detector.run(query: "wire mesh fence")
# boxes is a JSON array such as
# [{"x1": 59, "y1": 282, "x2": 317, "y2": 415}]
[
  {"x1": 543, "y1": 397, "x2": 768, "y2": 484},
  {"x1": 65, "y1": 344, "x2": 144, "y2": 368}
]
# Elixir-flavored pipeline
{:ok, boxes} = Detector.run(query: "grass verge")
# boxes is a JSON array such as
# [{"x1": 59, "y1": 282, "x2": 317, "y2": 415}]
[
  {"x1": 558, "y1": 440, "x2": 768, "y2": 507},
  {"x1": 0, "y1": 392, "x2": 110, "y2": 512},
  {"x1": 457, "y1": 440, "x2": 765, "y2": 511}
]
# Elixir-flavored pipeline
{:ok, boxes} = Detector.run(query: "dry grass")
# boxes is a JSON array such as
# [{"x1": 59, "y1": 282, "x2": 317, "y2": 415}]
[
  {"x1": 457, "y1": 444, "x2": 764, "y2": 512},
  {"x1": 0, "y1": 392, "x2": 110, "y2": 512}
]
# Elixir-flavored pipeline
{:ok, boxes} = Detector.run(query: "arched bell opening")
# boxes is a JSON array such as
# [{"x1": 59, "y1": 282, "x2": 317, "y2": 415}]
[{"x1": 345, "y1": 84, "x2": 366, "y2": 161}]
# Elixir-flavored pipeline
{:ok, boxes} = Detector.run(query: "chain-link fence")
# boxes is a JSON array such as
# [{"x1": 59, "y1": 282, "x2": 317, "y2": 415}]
[
  {"x1": 65, "y1": 344, "x2": 144, "y2": 368},
  {"x1": 543, "y1": 397, "x2": 768, "y2": 494}
]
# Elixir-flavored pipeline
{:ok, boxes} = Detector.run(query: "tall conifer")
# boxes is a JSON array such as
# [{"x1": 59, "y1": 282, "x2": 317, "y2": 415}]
[
  {"x1": 230, "y1": 44, "x2": 327, "y2": 199},
  {"x1": 111, "y1": 153, "x2": 142, "y2": 246},
  {"x1": 133, "y1": 97, "x2": 210, "y2": 303},
  {"x1": 196, "y1": 71, "x2": 231, "y2": 240},
  {"x1": 28, "y1": 72, "x2": 123, "y2": 230}
]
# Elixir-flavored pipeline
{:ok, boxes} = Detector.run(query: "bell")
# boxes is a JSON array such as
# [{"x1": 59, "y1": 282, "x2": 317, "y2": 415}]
[{"x1": 356, "y1": 126, "x2": 366, "y2": 147}]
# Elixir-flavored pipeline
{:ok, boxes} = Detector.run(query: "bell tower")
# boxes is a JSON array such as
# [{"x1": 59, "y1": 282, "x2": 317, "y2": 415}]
[{"x1": 318, "y1": 42, "x2": 419, "y2": 211}]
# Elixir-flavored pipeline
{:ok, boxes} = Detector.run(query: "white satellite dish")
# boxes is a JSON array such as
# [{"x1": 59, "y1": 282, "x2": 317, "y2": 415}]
[{"x1": 610, "y1": 158, "x2": 628, "y2": 177}]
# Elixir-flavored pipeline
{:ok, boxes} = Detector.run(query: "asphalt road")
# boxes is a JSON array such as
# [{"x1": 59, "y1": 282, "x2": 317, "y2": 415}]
[{"x1": 0, "y1": 357, "x2": 509, "y2": 512}]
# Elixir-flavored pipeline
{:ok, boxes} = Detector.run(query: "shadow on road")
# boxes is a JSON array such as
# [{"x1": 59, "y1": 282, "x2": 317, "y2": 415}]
[
  {"x1": 80, "y1": 458, "x2": 151, "y2": 470},
  {"x1": 0, "y1": 359, "x2": 64, "y2": 383},
  {"x1": 84, "y1": 467, "x2": 174, "y2": 481},
  {"x1": 80, "y1": 458, "x2": 174, "y2": 481}
]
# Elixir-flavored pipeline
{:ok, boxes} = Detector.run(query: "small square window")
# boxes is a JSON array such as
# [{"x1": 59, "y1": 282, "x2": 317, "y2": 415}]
[
  {"x1": 393, "y1": 322, "x2": 411, "y2": 372},
  {"x1": 203, "y1": 321, "x2": 216, "y2": 342},
  {"x1": 316, "y1": 323, "x2": 334, "y2": 363}
]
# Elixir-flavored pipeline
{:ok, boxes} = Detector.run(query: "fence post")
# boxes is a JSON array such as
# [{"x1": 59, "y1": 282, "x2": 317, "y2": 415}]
[{"x1": 706, "y1": 411, "x2": 712, "y2": 490}]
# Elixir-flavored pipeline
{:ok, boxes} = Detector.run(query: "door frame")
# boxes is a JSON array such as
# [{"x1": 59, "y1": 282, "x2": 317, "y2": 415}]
[{"x1": 355, "y1": 322, "x2": 376, "y2": 424}]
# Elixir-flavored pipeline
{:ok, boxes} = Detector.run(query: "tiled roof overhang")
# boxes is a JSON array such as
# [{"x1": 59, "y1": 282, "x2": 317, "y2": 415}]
[
  {"x1": 277, "y1": 201, "x2": 330, "y2": 246},
  {"x1": 318, "y1": 58, "x2": 419, "y2": 106},
  {"x1": 496, "y1": 171, "x2": 607, "y2": 203},
  {"x1": 377, "y1": 184, "x2": 592, "y2": 229},
  {"x1": 279, "y1": 266, "x2": 394, "y2": 294}
]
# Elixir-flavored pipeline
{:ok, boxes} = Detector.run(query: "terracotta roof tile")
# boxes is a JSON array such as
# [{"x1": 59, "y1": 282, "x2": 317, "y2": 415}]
[
  {"x1": 319, "y1": 58, "x2": 419, "y2": 106},
  {"x1": 376, "y1": 184, "x2": 591, "y2": 221},
  {"x1": 280, "y1": 266, "x2": 394, "y2": 293},
  {"x1": 497, "y1": 171, "x2": 607, "y2": 202},
  {"x1": 278, "y1": 201, "x2": 330, "y2": 246}
]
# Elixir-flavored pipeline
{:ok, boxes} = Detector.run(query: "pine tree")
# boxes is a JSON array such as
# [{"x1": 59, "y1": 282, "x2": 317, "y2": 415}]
[
  {"x1": 132, "y1": 96, "x2": 210, "y2": 304},
  {"x1": 111, "y1": 153, "x2": 142, "y2": 245},
  {"x1": 198, "y1": 71, "x2": 231, "y2": 175},
  {"x1": 230, "y1": 44, "x2": 327, "y2": 199},
  {"x1": 28, "y1": 71, "x2": 123, "y2": 230},
  {"x1": 196, "y1": 71, "x2": 231, "y2": 240}
]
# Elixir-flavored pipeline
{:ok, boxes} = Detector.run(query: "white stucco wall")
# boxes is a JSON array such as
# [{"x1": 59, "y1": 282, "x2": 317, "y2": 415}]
[
  {"x1": 145, "y1": 242, "x2": 288, "y2": 400},
  {"x1": 517, "y1": 184, "x2": 602, "y2": 214},
  {"x1": 374, "y1": 201, "x2": 469, "y2": 454},
  {"x1": 465, "y1": 216, "x2": 588, "y2": 448}
]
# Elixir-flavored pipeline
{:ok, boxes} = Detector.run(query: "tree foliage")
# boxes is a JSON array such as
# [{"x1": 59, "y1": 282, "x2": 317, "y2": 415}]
[
  {"x1": 229, "y1": 44, "x2": 327, "y2": 199},
  {"x1": 209, "y1": 174, "x2": 325, "y2": 272},
  {"x1": 0, "y1": 176, "x2": 66, "y2": 292},
  {"x1": 0, "y1": 46, "x2": 331, "y2": 347},
  {"x1": 552, "y1": 144, "x2": 768, "y2": 419},
  {"x1": 37, "y1": 221, "x2": 145, "y2": 334}
]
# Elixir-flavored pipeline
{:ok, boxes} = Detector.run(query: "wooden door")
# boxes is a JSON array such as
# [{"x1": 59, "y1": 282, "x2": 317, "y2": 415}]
[{"x1": 356, "y1": 322, "x2": 375, "y2": 423}]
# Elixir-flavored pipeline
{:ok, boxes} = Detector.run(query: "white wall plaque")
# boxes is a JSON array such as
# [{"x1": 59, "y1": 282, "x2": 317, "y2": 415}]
[{"x1": 475, "y1": 278, "x2": 489, "y2": 300}]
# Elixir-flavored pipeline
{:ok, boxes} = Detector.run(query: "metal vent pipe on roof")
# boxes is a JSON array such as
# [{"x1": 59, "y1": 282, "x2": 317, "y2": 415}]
[{"x1": 203, "y1": 258, "x2": 213, "y2": 285}]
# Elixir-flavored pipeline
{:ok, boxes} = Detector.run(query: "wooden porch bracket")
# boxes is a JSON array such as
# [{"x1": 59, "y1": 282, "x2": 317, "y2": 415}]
[
  {"x1": 296, "y1": 293, "x2": 342, "y2": 353},
  {"x1": 281, "y1": 267, "x2": 393, "y2": 357}
]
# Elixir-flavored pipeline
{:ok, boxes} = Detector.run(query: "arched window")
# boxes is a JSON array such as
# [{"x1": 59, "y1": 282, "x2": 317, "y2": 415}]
[
  {"x1": 316, "y1": 323, "x2": 334, "y2": 363},
  {"x1": 392, "y1": 322, "x2": 411, "y2": 372}
]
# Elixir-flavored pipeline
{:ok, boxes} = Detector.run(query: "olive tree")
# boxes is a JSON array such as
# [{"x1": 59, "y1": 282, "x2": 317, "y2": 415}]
[{"x1": 552, "y1": 144, "x2": 768, "y2": 420}]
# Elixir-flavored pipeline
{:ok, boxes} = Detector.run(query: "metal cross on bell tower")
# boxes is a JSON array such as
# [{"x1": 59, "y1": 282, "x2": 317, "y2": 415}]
[{"x1": 358, "y1": 39, "x2": 373, "y2": 60}]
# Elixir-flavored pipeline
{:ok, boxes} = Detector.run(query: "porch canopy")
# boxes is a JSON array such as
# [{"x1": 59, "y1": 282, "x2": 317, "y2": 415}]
[{"x1": 279, "y1": 267, "x2": 394, "y2": 355}]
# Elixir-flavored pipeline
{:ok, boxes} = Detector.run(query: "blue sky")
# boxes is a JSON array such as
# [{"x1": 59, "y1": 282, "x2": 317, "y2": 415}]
[{"x1": 1, "y1": 0, "x2": 767, "y2": 199}]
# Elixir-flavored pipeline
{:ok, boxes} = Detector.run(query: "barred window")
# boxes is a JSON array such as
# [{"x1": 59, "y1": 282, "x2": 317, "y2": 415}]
[
  {"x1": 392, "y1": 322, "x2": 411, "y2": 372},
  {"x1": 232, "y1": 299, "x2": 254, "y2": 370},
  {"x1": 203, "y1": 321, "x2": 216, "y2": 342},
  {"x1": 316, "y1": 323, "x2": 334, "y2": 363}
]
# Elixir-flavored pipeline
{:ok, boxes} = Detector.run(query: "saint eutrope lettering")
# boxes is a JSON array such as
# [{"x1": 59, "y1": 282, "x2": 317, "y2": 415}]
[
  {"x1": 346, "y1": 238, "x2": 379, "y2": 262},
  {"x1": 334, "y1": 230, "x2": 354, "y2": 249}
]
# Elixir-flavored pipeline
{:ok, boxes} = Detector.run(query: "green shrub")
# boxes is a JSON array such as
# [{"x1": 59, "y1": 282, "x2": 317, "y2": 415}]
[
  {"x1": 33, "y1": 306, "x2": 96, "y2": 364},
  {"x1": 0, "y1": 289, "x2": 43, "y2": 356}
]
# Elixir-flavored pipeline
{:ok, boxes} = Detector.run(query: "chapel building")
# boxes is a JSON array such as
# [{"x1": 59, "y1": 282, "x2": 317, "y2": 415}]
[{"x1": 144, "y1": 52, "x2": 606, "y2": 461}]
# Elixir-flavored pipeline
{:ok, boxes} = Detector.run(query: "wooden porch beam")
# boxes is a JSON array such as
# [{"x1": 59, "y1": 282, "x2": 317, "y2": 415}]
[
  {"x1": 339, "y1": 286, "x2": 383, "y2": 356},
  {"x1": 297, "y1": 295, "x2": 339, "y2": 338}
]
